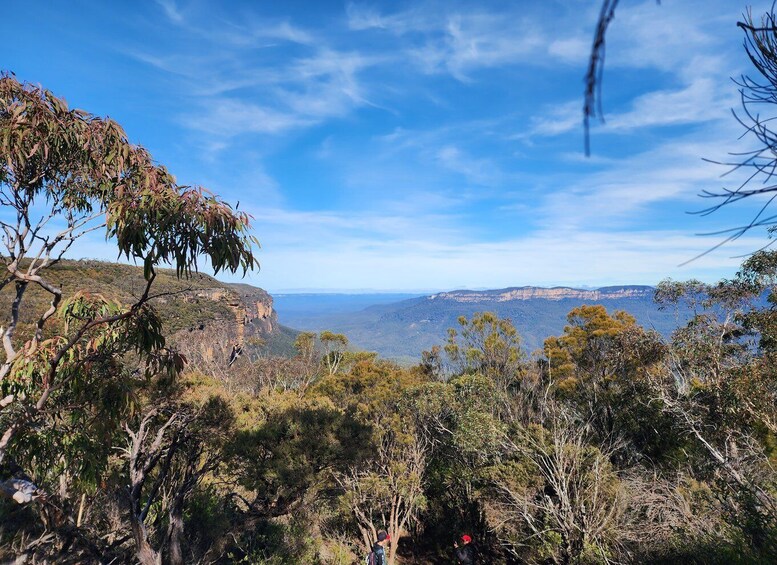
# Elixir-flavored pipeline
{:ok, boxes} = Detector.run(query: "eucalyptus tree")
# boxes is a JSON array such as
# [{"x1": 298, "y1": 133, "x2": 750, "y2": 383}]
[
  {"x1": 542, "y1": 305, "x2": 667, "y2": 455},
  {"x1": 445, "y1": 312, "x2": 526, "y2": 396},
  {"x1": 654, "y1": 255, "x2": 777, "y2": 552},
  {"x1": 0, "y1": 74, "x2": 257, "y2": 514}
]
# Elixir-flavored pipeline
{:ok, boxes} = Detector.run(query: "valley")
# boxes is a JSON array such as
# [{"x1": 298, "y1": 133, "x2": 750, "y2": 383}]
[{"x1": 273, "y1": 285, "x2": 688, "y2": 361}]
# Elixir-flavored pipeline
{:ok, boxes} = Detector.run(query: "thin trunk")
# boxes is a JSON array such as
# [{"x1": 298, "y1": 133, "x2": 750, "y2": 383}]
[
  {"x1": 167, "y1": 504, "x2": 185, "y2": 565},
  {"x1": 166, "y1": 482, "x2": 189, "y2": 565}
]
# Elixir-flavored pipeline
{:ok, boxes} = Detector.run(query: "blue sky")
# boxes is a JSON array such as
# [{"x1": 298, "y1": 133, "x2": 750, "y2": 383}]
[{"x1": 4, "y1": 0, "x2": 774, "y2": 292}]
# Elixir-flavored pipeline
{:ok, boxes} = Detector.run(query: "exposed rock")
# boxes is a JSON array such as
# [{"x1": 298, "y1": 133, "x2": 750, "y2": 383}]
[
  {"x1": 229, "y1": 283, "x2": 277, "y2": 335},
  {"x1": 179, "y1": 284, "x2": 278, "y2": 337},
  {"x1": 428, "y1": 286, "x2": 654, "y2": 303},
  {"x1": 168, "y1": 282, "x2": 285, "y2": 368}
]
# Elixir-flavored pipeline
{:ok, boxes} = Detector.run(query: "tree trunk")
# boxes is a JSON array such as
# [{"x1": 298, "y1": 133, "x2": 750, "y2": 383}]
[
  {"x1": 167, "y1": 494, "x2": 186, "y2": 565},
  {"x1": 131, "y1": 520, "x2": 161, "y2": 565},
  {"x1": 388, "y1": 542, "x2": 398, "y2": 565}
]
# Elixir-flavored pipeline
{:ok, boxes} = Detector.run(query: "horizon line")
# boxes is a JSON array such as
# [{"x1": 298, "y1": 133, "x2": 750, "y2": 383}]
[{"x1": 267, "y1": 283, "x2": 658, "y2": 295}]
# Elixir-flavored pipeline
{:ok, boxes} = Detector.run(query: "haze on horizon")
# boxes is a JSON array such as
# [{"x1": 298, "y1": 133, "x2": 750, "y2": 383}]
[{"x1": 4, "y1": 0, "x2": 774, "y2": 293}]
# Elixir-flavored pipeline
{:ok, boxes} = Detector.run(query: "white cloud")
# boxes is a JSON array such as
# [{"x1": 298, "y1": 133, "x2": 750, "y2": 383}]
[
  {"x1": 185, "y1": 99, "x2": 312, "y2": 136},
  {"x1": 528, "y1": 72, "x2": 737, "y2": 139},
  {"x1": 155, "y1": 0, "x2": 183, "y2": 24},
  {"x1": 436, "y1": 14, "x2": 546, "y2": 79},
  {"x1": 43, "y1": 201, "x2": 765, "y2": 293},
  {"x1": 526, "y1": 101, "x2": 581, "y2": 137},
  {"x1": 134, "y1": 43, "x2": 380, "y2": 139},
  {"x1": 348, "y1": 3, "x2": 553, "y2": 79},
  {"x1": 434, "y1": 145, "x2": 503, "y2": 186},
  {"x1": 281, "y1": 49, "x2": 378, "y2": 117},
  {"x1": 345, "y1": 2, "x2": 435, "y2": 34},
  {"x1": 606, "y1": 0, "x2": 739, "y2": 75},
  {"x1": 547, "y1": 37, "x2": 589, "y2": 65},
  {"x1": 527, "y1": 114, "x2": 761, "y2": 241},
  {"x1": 94, "y1": 0, "x2": 764, "y2": 293},
  {"x1": 405, "y1": 13, "x2": 547, "y2": 80},
  {"x1": 249, "y1": 21, "x2": 315, "y2": 46},
  {"x1": 605, "y1": 78, "x2": 732, "y2": 131},
  {"x1": 250, "y1": 204, "x2": 467, "y2": 248}
]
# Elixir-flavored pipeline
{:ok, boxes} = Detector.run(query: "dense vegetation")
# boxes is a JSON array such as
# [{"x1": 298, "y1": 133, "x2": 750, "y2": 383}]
[{"x1": 5, "y1": 249, "x2": 777, "y2": 564}]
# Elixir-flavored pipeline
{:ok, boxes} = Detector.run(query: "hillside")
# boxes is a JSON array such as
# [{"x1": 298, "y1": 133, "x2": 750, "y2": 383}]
[
  {"x1": 273, "y1": 292, "x2": 425, "y2": 329},
  {"x1": 275, "y1": 285, "x2": 687, "y2": 362},
  {"x1": 0, "y1": 260, "x2": 296, "y2": 359}
]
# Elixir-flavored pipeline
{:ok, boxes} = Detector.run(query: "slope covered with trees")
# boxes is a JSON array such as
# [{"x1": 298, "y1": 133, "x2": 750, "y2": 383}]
[{"x1": 6, "y1": 249, "x2": 777, "y2": 563}]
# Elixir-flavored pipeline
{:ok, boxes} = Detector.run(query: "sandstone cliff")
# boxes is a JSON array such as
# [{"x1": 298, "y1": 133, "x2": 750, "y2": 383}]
[
  {"x1": 0, "y1": 260, "x2": 288, "y2": 364},
  {"x1": 428, "y1": 286, "x2": 654, "y2": 303}
]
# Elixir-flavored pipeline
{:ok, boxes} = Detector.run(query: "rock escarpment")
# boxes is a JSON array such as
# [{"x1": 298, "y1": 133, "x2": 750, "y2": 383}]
[
  {"x1": 429, "y1": 286, "x2": 653, "y2": 303},
  {"x1": 172, "y1": 285, "x2": 277, "y2": 341},
  {"x1": 173, "y1": 283, "x2": 282, "y2": 368},
  {"x1": 228, "y1": 283, "x2": 278, "y2": 336},
  {"x1": 0, "y1": 260, "x2": 288, "y2": 367}
]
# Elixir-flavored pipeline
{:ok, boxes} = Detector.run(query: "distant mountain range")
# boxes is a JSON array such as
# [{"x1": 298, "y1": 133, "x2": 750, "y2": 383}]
[
  {"x1": 428, "y1": 286, "x2": 654, "y2": 302},
  {"x1": 273, "y1": 285, "x2": 686, "y2": 363}
]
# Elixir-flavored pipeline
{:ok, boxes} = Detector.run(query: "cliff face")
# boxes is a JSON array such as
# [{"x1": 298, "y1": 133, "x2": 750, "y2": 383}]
[
  {"x1": 428, "y1": 286, "x2": 654, "y2": 303},
  {"x1": 172, "y1": 283, "x2": 282, "y2": 364},
  {"x1": 165, "y1": 284, "x2": 277, "y2": 339},
  {"x1": 228, "y1": 283, "x2": 278, "y2": 335}
]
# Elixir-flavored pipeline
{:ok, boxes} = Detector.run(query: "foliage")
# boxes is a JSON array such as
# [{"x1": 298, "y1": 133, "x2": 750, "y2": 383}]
[
  {"x1": 542, "y1": 305, "x2": 671, "y2": 460},
  {"x1": 0, "y1": 74, "x2": 257, "y2": 563},
  {"x1": 445, "y1": 311, "x2": 525, "y2": 381},
  {"x1": 7, "y1": 254, "x2": 777, "y2": 563},
  {"x1": 488, "y1": 418, "x2": 627, "y2": 565}
]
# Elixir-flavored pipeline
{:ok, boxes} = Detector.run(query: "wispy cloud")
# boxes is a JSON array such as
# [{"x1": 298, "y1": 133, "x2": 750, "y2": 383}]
[
  {"x1": 434, "y1": 145, "x2": 503, "y2": 186},
  {"x1": 243, "y1": 21, "x2": 315, "y2": 46},
  {"x1": 348, "y1": 4, "x2": 550, "y2": 80},
  {"x1": 126, "y1": 19, "x2": 381, "y2": 141},
  {"x1": 184, "y1": 99, "x2": 312, "y2": 136},
  {"x1": 525, "y1": 101, "x2": 581, "y2": 138},
  {"x1": 532, "y1": 120, "x2": 753, "y2": 232},
  {"x1": 238, "y1": 210, "x2": 765, "y2": 291},
  {"x1": 154, "y1": 0, "x2": 183, "y2": 24},
  {"x1": 528, "y1": 77, "x2": 734, "y2": 139},
  {"x1": 606, "y1": 1, "x2": 737, "y2": 75},
  {"x1": 346, "y1": 3, "x2": 434, "y2": 34},
  {"x1": 183, "y1": 53, "x2": 377, "y2": 138},
  {"x1": 411, "y1": 14, "x2": 546, "y2": 80},
  {"x1": 605, "y1": 78, "x2": 734, "y2": 131}
]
